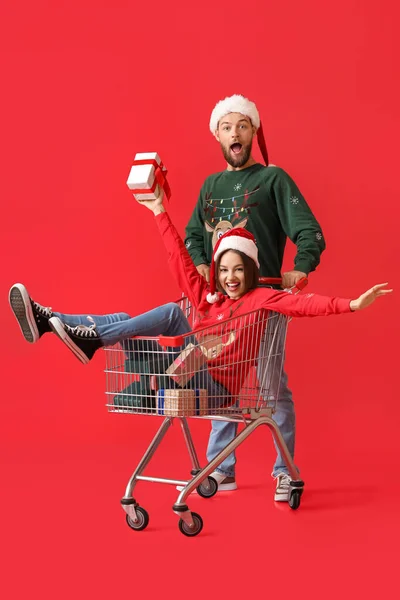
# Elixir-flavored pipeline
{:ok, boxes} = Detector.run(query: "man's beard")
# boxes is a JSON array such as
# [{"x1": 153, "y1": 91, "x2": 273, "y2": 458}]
[{"x1": 221, "y1": 140, "x2": 253, "y2": 168}]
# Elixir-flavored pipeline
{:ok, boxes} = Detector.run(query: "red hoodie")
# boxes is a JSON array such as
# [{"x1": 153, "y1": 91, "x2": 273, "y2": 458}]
[{"x1": 156, "y1": 212, "x2": 352, "y2": 395}]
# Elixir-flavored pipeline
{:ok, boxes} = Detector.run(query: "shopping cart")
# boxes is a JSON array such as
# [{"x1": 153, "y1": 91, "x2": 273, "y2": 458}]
[{"x1": 104, "y1": 279, "x2": 307, "y2": 536}]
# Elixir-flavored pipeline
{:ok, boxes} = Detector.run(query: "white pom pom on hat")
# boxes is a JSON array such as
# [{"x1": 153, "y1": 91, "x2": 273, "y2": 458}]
[
  {"x1": 209, "y1": 94, "x2": 269, "y2": 166},
  {"x1": 206, "y1": 228, "x2": 260, "y2": 304}
]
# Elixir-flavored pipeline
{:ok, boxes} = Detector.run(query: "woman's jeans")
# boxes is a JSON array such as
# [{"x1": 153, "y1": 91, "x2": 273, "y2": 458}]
[
  {"x1": 53, "y1": 302, "x2": 228, "y2": 403},
  {"x1": 54, "y1": 302, "x2": 192, "y2": 345}
]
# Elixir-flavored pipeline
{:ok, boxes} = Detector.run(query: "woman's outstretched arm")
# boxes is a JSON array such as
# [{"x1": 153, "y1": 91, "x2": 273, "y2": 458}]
[{"x1": 259, "y1": 283, "x2": 393, "y2": 318}]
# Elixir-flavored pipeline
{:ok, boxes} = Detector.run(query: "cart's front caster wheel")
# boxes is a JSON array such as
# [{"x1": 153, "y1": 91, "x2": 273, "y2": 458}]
[
  {"x1": 289, "y1": 490, "x2": 302, "y2": 510},
  {"x1": 178, "y1": 512, "x2": 203, "y2": 537},
  {"x1": 126, "y1": 506, "x2": 149, "y2": 531},
  {"x1": 196, "y1": 476, "x2": 218, "y2": 498}
]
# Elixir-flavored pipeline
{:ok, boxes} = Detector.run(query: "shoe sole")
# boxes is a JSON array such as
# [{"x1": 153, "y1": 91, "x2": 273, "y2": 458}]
[
  {"x1": 49, "y1": 317, "x2": 89, "y2": 365},
  {"x1": 9, "y1": 284, "x2": 39, "y2": 343},
  {"x1": 274, "y1": 493, "x2": 289, "y2": 502}
]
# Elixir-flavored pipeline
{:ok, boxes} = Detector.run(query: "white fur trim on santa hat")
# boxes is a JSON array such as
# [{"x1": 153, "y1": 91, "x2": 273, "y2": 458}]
[
  {"x1": 214, "y1": 236, "x2": 260, "y2": 268},
  {"x1": 209, "y1": 94, "x2": 260, "y2": 135}
]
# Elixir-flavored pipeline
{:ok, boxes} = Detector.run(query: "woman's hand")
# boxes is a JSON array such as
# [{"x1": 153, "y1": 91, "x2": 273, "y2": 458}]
[
  {"x1": 350, "y1": 283, "x2": 393, "y2": 311},
  {"x1": 135, "y1": 189, "x2": 165, "y2": 215}
]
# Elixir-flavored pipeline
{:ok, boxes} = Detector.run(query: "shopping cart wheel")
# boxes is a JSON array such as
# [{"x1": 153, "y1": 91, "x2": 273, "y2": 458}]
[
  {"x1": 178, "y1": 512, "x2": 203, "y2": 537},
  {"x1": 289, "y1": 490, "x2": 301, "y2": 510},
  {"x1": 196, "y1": 476, "x2": 218, "y2": 498},
  {"x1": 126, "y1": 506, "x2": 149, "y2": 531}
]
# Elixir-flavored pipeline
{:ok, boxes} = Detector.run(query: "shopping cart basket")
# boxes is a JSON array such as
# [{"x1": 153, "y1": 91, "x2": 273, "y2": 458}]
[{"x1": 104, "y1": 280, "x2": 307, "y2": 536}]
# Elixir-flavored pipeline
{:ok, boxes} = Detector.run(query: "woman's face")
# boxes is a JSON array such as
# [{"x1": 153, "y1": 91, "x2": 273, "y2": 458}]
[{"x1": 217, "y1": 250, "x2": 246, "y2": 299}]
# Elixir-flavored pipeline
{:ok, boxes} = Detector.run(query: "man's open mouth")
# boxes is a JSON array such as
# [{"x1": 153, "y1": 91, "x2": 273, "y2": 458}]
[{"x1": 230, "y1": 143, "x2": 242, "y2": 154}]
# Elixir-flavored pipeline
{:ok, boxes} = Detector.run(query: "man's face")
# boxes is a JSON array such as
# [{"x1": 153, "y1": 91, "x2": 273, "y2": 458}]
[{"x1": 215, "y1": 113, "x2": 256, "y2": 169}]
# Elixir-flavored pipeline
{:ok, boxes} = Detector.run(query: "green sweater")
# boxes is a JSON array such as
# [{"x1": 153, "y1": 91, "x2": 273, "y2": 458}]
[{"x1": 185, "y1": 164, "x2": 325, "y2": 278}]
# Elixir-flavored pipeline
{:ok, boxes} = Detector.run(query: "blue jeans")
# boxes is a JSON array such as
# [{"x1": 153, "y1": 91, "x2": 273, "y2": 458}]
[
  {"x1": 53, "y1": 302, "x2": 192, "y2": 345},
  {"x1": 206, "y1": 312, "x2": 296, "y2": 478},
  {"x1": 53, "y1": 302, "x2": 229, "y2": 405}
]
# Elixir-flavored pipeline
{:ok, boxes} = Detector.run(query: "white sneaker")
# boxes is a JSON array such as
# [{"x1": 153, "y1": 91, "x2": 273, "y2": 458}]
[
  {"x1": 274, "y1": 473, "x2": 291, "y2": 502},
  {"x1": 176, "y1": 471, "x2": 237, "y2": 492}
]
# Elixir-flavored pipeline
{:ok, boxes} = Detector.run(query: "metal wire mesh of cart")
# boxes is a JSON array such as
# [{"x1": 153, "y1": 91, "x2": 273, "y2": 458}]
[{"x1": 104, "y1": 303, "x2": 289, "y2": 418}]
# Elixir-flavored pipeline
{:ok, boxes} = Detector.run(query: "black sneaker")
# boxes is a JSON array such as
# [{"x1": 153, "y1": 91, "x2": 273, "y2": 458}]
[
  {"x1": 9, "y1": 283, "x2": 53, "y2": 343},
  {"x1": 49, "y1": 316, "x2": 103, "y2": 364}
]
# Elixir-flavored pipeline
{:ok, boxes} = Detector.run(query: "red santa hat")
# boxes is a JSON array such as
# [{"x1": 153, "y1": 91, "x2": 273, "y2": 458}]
[
  {"x1": 207, "y1": 228, "x2": 260, "y2": 304},
  {"x1": 209, "y1": 94, "x2": 269, "y2": 166}
]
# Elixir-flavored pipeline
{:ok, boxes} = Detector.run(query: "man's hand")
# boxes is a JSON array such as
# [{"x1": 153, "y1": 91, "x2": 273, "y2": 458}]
[
  {"x1": 135, "y1": 190, "x2": 165, "y2": 215},
  {"x1": 350, "y1": 283, "x2": 393, "y2": 311},
  {"x1": 282, "y1": 270, "x2": 308, "y2": 289},
  {"x1": 196, "y1": 264, "x2": 210, "y2": 282}
]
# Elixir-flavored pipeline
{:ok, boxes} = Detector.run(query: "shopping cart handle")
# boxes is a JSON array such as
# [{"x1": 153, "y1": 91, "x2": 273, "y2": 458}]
[
  {"x1": 293, "y1": 277, "x2": 308, "y2": 291},
  {"x1": 259, "y1": 277, "x2": 282, "y2": 285},
  {"x1": 258, "y1": 276, "x2": 308, "y2": 291},
  {"x1": 158, "y1": 335, "x2": 185, "y2": 348}
]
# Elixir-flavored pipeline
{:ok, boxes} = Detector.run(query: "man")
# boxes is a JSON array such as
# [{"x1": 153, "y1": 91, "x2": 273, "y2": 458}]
[{"x1": 184, "y1": 94, "x2": 326, "y2": 501}]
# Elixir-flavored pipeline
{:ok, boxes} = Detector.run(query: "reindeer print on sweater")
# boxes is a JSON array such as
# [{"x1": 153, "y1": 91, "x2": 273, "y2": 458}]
[{"x1": 203, "y1": 188, "x2": 260, "y2": 245}]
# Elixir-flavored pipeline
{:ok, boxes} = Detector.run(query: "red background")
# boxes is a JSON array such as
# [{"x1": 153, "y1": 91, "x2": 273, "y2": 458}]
[{"x1": 1, "y1": 1, "x2": 399, "y2": 598}]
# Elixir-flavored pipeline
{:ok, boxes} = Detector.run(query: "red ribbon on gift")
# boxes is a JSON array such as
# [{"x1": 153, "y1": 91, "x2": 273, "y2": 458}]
[{"x1": 129, "y1": 158, "x2": 171, "y2": 200}]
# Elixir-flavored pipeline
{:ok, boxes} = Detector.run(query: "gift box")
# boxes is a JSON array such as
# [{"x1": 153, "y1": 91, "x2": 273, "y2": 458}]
[
  {"x1": 166, "y1": 343, "x2": 206, "y2": 387},
  {"x1": 156, "y1": 389, "x2": 208, "y2": 416},
  {"x1": 126, "y1": 152, "x2": 171, "y2": 201},
  {"x1": 193, "y1": 389, "x2": 208, "y2": 416}
]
